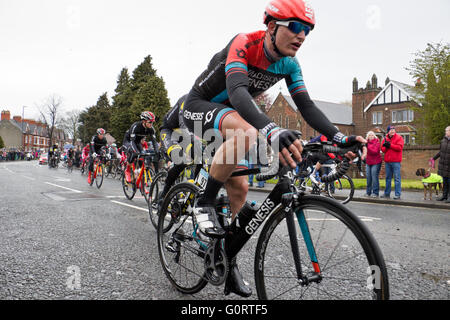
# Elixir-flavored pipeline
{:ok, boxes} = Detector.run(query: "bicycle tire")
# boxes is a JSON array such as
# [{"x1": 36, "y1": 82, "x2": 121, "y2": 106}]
[
  {"x1": 157, "y1": 182, "x2": 208, "y2": 294},
  {"x1": 327, "y1": 174, "x2": 354, "y2": 204},
  {"x1": 148, "y1": 170, "x2": 168, "y2": 230},
  {"x1": 121, "y1": 168, "x2": 136, "y2": 200},
  {"x1": 95, "y1": 164, "x2": 104, "y2": 189},
  {"x1": 254, "y1": 195, "x2": 389, "y2": 300}
]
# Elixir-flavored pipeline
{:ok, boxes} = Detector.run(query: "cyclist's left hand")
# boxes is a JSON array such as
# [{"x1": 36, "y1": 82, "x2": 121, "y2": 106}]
[{"x1": 343, "y1": 136, "x2": 366, "y2": 160}]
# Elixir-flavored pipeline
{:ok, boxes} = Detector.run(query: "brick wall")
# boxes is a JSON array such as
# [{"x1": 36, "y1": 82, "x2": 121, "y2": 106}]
[{"x1": 351, "y1": 145, "x2": 440, "y2": 180}]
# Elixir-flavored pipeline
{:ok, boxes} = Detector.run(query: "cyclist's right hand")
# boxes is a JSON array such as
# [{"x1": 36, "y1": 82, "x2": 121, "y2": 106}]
[
  {"x1": 92, "y1": 152, "x2": 97, "y2": 158},
  {"x1": 268, "y1": 128, "x2": 302, "y2": 168}
]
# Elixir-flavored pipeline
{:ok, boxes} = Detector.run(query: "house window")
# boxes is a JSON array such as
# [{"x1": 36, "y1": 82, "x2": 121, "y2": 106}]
[
  {"x1": 372, "y1": 111, "x2": 382, "y2": 125},
  {"x1": 400, "y1": 134, "x2": 410, "y2": 145},
  {"x1": 285, "y1": 116, "x2": 289, "y2": 128},
  {"x1": 279, "y1": 114, "x2": 282, "y2": 126},
  {"x1": 392, "y1": 109, "x2": 414, "y2": 123}
]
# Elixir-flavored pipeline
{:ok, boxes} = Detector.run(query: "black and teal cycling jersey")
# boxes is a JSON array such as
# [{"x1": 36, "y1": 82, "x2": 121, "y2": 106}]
[{"x1": 183, "y1": 30, "x2": 338, "y2": 141}]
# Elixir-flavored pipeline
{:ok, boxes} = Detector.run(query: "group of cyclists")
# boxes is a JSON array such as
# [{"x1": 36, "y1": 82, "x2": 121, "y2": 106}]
[{"x1": 46, "y1": 0, "x2": 380, "y2": 299}]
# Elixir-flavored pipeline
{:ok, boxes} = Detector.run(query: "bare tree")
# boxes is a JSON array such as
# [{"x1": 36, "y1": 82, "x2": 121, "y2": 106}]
[
  {"x1": 60, "y1": 109, "x2": 82, "y2": 142},
  {"x1": 37, "y1": 94, "x2": 63, "y2": 149}
]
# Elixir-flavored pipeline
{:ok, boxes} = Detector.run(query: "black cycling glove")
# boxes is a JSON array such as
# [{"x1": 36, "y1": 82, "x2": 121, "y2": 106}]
[
  {"x1": 263, "y1": 123, "x2": 298, "y2": 152},
  {"x1": 332, "y1": 132, "x2": 358, "y2": 147}
]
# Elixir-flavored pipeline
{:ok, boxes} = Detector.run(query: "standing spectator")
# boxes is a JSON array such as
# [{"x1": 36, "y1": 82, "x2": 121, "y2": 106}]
[
  {"x1": 431, "y1": 126, "x2": 450, "y2": 203},
  {"x1": 363, "y1": 131, "x2": 382, "y2": 197},
  {"x1": 381, "y1": 125, "x2": 404, "y2": 199}
]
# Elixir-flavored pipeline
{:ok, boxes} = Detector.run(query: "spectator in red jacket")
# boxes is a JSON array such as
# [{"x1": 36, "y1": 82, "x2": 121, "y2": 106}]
[
  {"x1": 380, "y1": 125, "x2": 404, "y2": 199},
  {"x1": 363, "y1": 131, "x2": 382, "y2": 197}
]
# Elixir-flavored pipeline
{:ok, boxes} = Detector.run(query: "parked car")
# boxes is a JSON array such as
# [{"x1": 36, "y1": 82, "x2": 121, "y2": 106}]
[{"x1": 39, "y1": 153, "x2": 48, "y2": 165}]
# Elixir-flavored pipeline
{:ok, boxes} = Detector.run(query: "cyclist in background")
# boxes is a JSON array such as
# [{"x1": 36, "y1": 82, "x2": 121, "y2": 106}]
[
  {"x1": 122, "y1": 111, "x2": 159, "y2": 183},
  {"x1": 88, "y1": 128, "x2": 108, "y2": 184},
  {"x1": 181, "y1": 0, "x2": 366, "y2": 297},
  {"x1": 48, "y1": 143, "x2": 59, "y2": 167},
  {"x1": 82, "y1": 143, "x2": 90, "y2": 168},
  {"x1": 159, "y1": 94, "x2": 203, "y2": 205},
  {"x1": 67, "y1": 147, "x2": 75, "y2": 167}
]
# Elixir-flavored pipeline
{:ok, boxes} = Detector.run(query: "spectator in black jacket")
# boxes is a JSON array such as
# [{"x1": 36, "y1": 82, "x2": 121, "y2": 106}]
[{"x1": 431, "y1": 126, "x2": 450, "y2": 202}]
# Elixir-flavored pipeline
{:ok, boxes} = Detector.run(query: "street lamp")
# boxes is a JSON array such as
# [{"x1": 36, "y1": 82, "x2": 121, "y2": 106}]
[{"x1": 21, "y1": 106, "x2": 28, "y2": 151}]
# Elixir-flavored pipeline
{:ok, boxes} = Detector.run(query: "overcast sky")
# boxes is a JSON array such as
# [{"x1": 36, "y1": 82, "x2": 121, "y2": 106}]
[{"x1": 1, "y1": 0, "x2": 449, "y2": 120}]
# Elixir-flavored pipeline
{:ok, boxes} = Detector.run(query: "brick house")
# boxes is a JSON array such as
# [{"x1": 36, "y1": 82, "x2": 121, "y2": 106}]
[
  {"x1": 266, "y1": 93, "x2": 353, "y2": 140},
  {"x1": 352, "y1": 74, "x2": 421, "y2": 144},
  {"x1": 0, "y1": 110, "x2": 66, "y2": 152}
]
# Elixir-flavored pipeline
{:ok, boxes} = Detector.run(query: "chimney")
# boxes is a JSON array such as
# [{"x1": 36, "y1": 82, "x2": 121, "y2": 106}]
[
  {"x1": 371, "y1": 74, "x2": 378, "y2": 89},
  {"x1": 13, "y1": 115, "x2": 22, "y2": 122},
  {"x1": 352, "y1": 77, "x2": 358, "y2": 93},
  {"x1": 1, "y1": 110, "x2": 11, "y2": 121},
  {"x1": 385, "y1": 77, "x2": 390, "y2": 86}
]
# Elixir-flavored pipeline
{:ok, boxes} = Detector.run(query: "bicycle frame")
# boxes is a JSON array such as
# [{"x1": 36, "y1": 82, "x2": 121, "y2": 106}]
[
  {"x1": 173, "y1": 164, "x2": 319, "y2": 283},
  {"x1": 131, "y1": 155, "x2": 153, "y2": 189},
  {"x1": 223, "y1": 166, "x2": 319, "y2": 282}
]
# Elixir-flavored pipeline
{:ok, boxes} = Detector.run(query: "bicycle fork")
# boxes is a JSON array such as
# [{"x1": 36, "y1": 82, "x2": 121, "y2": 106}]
[{"x1": 282, "y1": 193, "x2": 322, "y2": 285}]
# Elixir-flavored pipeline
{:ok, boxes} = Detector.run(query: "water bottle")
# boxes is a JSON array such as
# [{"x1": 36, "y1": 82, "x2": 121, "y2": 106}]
[{"x1": 216, "y1": 194, "x2": 230, "y2": 217}]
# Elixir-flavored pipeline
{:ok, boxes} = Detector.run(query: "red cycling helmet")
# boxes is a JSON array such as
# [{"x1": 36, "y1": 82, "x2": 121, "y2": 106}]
[
  {"x1": 263, "y1": 0, "x2": 315, "y2": 29},
  {"x1": 140, "y1": 111, "x2": 155, "y2": 122},
  {"x1": 97, "y1": 128, "x2": 106, "y2": 135}
]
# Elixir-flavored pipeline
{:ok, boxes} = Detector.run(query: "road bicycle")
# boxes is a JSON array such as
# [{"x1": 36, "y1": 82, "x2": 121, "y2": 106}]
[
  {"x1": 48, "y1": 153, "x2": 59, "y2": 169},
  {"x1": 156, "y1": 142, "x2": 389, "y2": 300},
  {"x1": 89, "y1": 148, "x2": 107, "y2": 189},
  {"x1": 121, "y1": 151, "x2": 156, "y2": 202},
  {"x1": 294, "y1": 153, "x2": 355, "y2": 204}
]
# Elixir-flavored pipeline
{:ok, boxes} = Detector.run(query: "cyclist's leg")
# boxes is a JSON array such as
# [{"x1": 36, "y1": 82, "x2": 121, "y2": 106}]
[
  {"x1": 184, "y1": 94, "x2": 255, "y2": 297},
  {"x1": 224, "y1": 175, "x2": 248, "y2": 220}
]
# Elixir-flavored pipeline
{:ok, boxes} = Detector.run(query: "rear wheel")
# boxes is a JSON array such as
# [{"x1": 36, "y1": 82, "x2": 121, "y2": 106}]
[
  {"x1": 327, "y1": 175, "x2": 354, "y2": 204},
  {"x1": 157, "y1": 182, "x2": 209, "y2": 294}
]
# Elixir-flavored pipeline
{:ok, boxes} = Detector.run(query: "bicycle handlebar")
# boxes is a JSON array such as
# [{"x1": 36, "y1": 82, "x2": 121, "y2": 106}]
[{"x1": 255, "y1": 142, "x2": 363, "y2": 182}]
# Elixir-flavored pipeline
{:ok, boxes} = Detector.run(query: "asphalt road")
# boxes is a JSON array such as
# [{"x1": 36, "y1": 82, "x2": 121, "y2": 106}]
[{"x1": 0, "y1": 161, "x2": 448, "y2": 300}]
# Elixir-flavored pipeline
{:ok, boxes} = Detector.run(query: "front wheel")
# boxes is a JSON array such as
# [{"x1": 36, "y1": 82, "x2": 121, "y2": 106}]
[
  {"x1": 122, "y1": 167, "x2": 136, "y2": 200},
  {"x1": 140, "y1": 167, "x2": 155, "y2": 203},
  {"x1": 327, "y1": 175, "x2": 354, "y2": 204},
  {"x1": 95, "y1": 164, "x2": 104, "y2": 189},
  {"x1": 148, "y1": 170, "x2": 167, "y2": 230},
  {"x1": 254, "y1": 195, "x2": 389, "y2": 300}
]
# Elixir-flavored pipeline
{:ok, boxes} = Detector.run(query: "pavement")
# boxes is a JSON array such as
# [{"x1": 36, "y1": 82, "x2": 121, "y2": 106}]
[{"x1": 248, "y1": 183, "x2": 450, "y2": 210}]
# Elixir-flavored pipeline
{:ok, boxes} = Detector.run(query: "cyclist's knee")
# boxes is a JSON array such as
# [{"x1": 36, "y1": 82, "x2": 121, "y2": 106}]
[{"x1": 226, "y1": 177, "x2": 248, "y2": 200}]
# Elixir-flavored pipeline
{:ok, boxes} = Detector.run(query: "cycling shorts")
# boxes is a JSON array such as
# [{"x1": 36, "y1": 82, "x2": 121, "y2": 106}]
[{"x1": 183, "y1": 90, "x2": 237, "y2": 135}]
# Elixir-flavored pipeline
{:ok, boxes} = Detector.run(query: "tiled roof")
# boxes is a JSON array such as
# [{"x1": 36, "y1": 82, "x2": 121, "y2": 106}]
[{"x1": 282, "y1": 95, "x2": 353, "y2": 125}]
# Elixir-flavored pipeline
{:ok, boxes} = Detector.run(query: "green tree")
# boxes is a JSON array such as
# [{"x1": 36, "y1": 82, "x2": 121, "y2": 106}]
[
  {"x1": 78, "y1": 93, "x2": 111, "y2": 143},
  {"x1": 407, "y1": 42, "x2": 450, "y2": 144},
  {"x1": 110, "y1": 68, "x2": 134, "y2": 144},
  {"x1": 0, "y1": 135, "x2": 5, "y2": 149},
  {"x1": 110, "y1": 56, "x2": 171, "y2": 142}
]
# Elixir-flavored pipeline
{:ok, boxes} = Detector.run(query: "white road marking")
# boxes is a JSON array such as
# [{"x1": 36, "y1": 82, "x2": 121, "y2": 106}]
[
  {"x1": 110, "y1": 200, "x2": 148, "y2": 212},
  {"x1": 44, "y1": 182, "x2": 82, "y2": 193},
  {"x1": 21, "y1": 175, "x2": 36, "y2": 181}
]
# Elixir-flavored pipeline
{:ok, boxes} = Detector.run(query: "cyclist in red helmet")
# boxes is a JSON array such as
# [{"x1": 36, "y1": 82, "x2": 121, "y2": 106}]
[
  {"x1": 87, "y1": 128, "x2": 108, "y2": 184},
  {"x1": 122, "y1": 111, "x2": 159, "y2": 182},
  {"x1": 181, "y1": 0, "x2": 366, "y2": 297}
]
